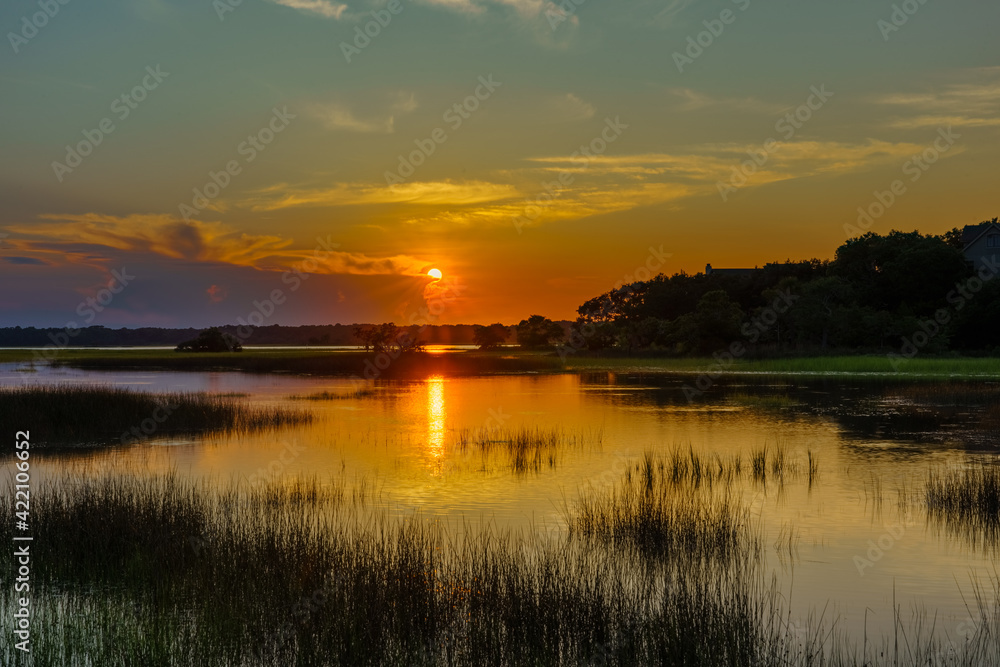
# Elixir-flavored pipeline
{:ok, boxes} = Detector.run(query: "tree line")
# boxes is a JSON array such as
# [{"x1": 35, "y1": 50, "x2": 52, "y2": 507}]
[
  {"x1": 549, "y1": 225, "x2": 1000, "y2": 355},
  {"x1": 6, "y1": 224, "x2": 998, "y2": 356}
]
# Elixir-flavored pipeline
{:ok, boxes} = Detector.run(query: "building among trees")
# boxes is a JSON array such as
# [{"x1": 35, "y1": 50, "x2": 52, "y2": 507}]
[{"x1": 961, "y1": 218, "x2": 1000, "y2": 269}]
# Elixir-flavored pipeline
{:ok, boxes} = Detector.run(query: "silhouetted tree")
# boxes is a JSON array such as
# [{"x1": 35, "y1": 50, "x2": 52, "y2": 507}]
[
  {"x1": 175, "y1": 328, "x2": 242, "y2": 353},
  {"x1": 473, "y1": 323, "x2": 509, "y2": 350},
  {"x1": 516, "y1": 315, "x2": 563, "y2": 348}
]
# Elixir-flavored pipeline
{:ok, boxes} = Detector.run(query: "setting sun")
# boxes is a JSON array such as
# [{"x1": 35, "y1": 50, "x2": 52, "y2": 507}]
[{"x1": 427, "y1": 268, "x2": 443, "y2": 280}]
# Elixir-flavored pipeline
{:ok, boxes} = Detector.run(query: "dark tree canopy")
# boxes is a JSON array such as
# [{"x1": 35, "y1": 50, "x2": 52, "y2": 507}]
[
  {"x1": 516, "y1": 315, "x2": 564, "y2": 349},
  {"x1": 564, "y1": 223, "x2": 1000, "y2": 355},
  {"x1": 175, "y1": 328, "x2": 242, "y2": 353},
  {"x1": 473, "y1": 323, "x2": 509, "y2": 350}
]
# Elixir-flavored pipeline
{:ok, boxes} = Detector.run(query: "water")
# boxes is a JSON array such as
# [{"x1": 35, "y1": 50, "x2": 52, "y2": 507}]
[{"x1": 4, "y1": 360, "x2": 997, "y2": 645}]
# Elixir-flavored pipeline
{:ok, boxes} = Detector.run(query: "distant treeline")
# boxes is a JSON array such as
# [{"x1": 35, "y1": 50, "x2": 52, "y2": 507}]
[
  {"x1": 567, "y1": 227, "x2": 1000, "y2": 355},
  {"x1": 0, "y1": 324, "x2": 553, "y2": 348}
]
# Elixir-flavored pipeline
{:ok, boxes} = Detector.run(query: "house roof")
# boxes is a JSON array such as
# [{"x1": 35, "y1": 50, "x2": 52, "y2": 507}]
[{"x1": 962, "y1": 221, "x2": 1000, "y2": 247}]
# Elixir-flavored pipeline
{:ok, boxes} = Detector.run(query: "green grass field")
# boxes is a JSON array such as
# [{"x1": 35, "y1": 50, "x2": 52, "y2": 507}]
[{"x1": 564, "y1": 354, "x2": 1000, "y2": 378}]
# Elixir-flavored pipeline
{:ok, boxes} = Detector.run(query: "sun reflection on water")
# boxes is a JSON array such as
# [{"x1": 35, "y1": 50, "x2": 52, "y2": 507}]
[{"x1": 426, "y1": 375, "x2": 446, "y2": 462}]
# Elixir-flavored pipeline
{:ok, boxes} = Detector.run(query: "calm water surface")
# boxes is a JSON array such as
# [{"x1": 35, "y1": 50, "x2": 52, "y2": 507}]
[{"x1": 4, "y1": 358, "x2": 998, "y2": 644}]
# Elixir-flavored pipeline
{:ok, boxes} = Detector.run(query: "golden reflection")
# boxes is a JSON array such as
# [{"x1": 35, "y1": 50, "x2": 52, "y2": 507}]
[{"x1": 426, "y1": 375, "x2": 446, "y2": 461}]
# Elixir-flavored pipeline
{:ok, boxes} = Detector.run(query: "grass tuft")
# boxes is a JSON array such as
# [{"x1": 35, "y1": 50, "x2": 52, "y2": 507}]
[{"x1": 926, "y1": 459, "x2": 1000, "y2": 551}]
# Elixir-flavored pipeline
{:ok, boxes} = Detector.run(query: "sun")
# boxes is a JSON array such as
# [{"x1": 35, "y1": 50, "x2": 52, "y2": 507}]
[{"x1": 427, "y1": 268, "x2": 443, "y2": 280}]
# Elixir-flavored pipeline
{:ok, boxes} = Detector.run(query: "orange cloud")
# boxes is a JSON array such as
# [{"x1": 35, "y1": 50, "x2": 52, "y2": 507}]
[{"x1": 6, "y1": 213, "x2": 431, "y2": 276}]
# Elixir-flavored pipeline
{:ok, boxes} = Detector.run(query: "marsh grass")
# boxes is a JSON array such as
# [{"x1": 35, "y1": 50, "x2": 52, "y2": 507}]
[
  {"x1": 751, "y1": 446, "x2": 768, "y2": 481},
  {"x1": 290, "y1": 387, "x2": 377, "y2": 401},
  {"x1": 631, "y1": 446, "x2": 807, "y2": 492},
  {"x1": 926, "y1": 460, "x2": 1000, "y2": 551},
  {"x1": 0, "y1": 385, "x2": 311, "y2": 445},
  {"x1": 0, "y1": 471, "x2": 769, "y2": 666},
  {"x1": 455, "y1": 425, "x2": 602, "y2": 473},
  {"x1": 2, "y1": 468, "x2": 999, "y2": 666},
  {"x1": 569, "y1": 453, "x2": 757, "y2": 566}
]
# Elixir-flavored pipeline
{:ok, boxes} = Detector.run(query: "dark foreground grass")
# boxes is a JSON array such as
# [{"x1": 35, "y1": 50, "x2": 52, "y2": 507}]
[
  {"x1": 2, "y1": 468, "x2": 997, "y2": 666},
  {"x1": 0, "y1": 472, "x2": 775, "y2": 666},
  {"x1": 0, "y1": 385, "x2": 311, "y2": 445},
  {"x1": 927, "y1": 459, "x2": 1000, "y2": 551}
]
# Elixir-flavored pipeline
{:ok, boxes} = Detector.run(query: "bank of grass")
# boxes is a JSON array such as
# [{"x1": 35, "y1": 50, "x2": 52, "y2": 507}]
[
  {"x1": 289, "y1": 388, "x2": 377, "y2": 400},
  {"x1": 0, "y1": 385, "x2": 311, "y2": 445}
]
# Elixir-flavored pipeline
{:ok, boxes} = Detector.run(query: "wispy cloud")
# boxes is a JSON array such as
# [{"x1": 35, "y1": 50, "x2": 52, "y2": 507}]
[
  {"x1": 307, "y1": 92, "x2": 417, "y2": 134},
  {"x1": 270, "y1": 0, "x2": 348, "y2": 19},
  {"x1": 2, "y1": 256, "x2": 49, "y2": 266},
  {"x1": 418, "y1": 0, "x2": 582, "y2": 45},
  {"x1": 5, "y1": 214, "x2": 431, "y2": 276},
  {"x1": 419, "y1": 0, "x2": 486, "y2": 14},
  {"x1": 874, "y1": 67, "x2": 1000, "y2": 129},
  {"x1": 308, "y1": 103, "x2": 394, "y2": 133},
  {"x1": 244, "y1": 138, "x2": 934, "y2": 230},
  {"x1": 668, "y1": 88, "x2": 787, "y2": 115},
  {"x1": 242, "y1": 180, "x2": 518, "y2": 211},
  {"x1": 529, "y1": 140, "x2": 931, "y2": 182},
  {"x1": 546, "y1": 93, "x2": 595, "y2": 121}
]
